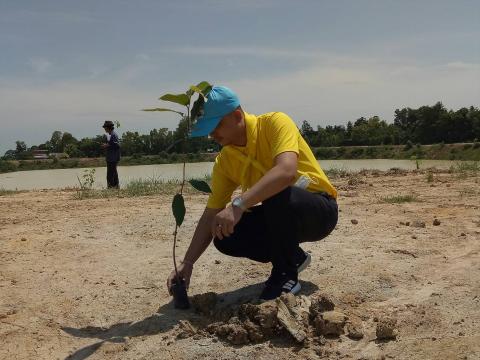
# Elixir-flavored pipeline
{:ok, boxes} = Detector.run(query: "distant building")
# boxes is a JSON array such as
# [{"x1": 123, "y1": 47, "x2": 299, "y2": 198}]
[{"x1": 32, "y1": 149, "x2": 48, "y2": 159}]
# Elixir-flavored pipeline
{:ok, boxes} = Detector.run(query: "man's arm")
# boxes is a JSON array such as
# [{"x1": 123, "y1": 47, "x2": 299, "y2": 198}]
[
  {"x1": 240, "y1": 151, "x2": 297, "y2": 209},
  {"x1": 213, "y1": 151, "x2": 298, "y2": 239},
  {"x1": 167, "y1": 207, "x2": 221, "y2": 293},
  {"x1": 108, "y1": 132, "x2": 120, "y2": 149}
]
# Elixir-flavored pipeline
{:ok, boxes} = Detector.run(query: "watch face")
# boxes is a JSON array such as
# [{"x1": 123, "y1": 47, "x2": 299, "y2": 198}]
[{"x1": 233, "y1": 197, "x2": 242, "y2": 207}]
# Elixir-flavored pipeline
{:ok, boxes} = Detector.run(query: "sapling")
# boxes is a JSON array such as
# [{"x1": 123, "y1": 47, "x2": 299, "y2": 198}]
[{"x1": 143, "y1": 81, "x2": 213, "y2": 309}]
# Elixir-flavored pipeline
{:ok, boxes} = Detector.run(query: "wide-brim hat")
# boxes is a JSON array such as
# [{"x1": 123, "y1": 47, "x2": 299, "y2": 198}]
[
  {"x1": 102, "y1": 120, "x2": 114, "y2": 128},
  {"x1": 190, "y1": 86, "x2": 240, "y2": 138}
]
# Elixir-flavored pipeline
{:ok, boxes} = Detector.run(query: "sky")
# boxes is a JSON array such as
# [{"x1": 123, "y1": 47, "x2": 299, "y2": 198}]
[{"x1": 0, "y1": 0, "x2": 479, "y2": 154}]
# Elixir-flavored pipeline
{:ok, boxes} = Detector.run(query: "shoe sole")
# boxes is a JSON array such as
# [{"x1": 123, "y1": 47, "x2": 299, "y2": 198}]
[
  {"x1": 289, "y1": 281, "x2": 301, "y2": 295},
  {"x1": 298, "y1": 252, "x2": 311, "y2": 273}
]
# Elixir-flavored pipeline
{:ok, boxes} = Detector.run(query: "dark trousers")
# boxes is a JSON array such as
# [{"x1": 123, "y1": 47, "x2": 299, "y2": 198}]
[
  {"x1": 213, "y1": 186, "x2": 338, "y2": 276},
  {"x1": 106, "y1": 161, "x2": 119, "y2": 188}
]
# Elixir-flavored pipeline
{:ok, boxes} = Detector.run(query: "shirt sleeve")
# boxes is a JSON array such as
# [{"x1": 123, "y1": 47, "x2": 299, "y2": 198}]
[
  {"x1": 109, "y1": 132, "x2": 120, "y2": 149},
  {"x1": 267, "y1": 112, "x2": 300, "y2": 159},
  {"x1": 206, "y1": 157, "x2": 239, "y2": 209}
]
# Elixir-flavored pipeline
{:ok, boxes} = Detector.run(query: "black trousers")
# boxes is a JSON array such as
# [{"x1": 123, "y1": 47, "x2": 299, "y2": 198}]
[
  {"x1": 106, "y1": 161, "x2": 119, "y2": 188},
  {"x1": 213, "y1": 186, "x2": 338, "y2": 276}
]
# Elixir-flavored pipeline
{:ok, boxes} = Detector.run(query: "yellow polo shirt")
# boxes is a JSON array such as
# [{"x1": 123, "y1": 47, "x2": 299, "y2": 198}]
[{"x1": 207, "y1": 112, "x2": 337, "y2": 209}]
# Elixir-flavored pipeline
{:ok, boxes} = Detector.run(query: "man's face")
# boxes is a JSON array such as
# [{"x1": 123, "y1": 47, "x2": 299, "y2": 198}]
[{"x1": 209, "y1": 111, "x2": 240, "y2": 146}]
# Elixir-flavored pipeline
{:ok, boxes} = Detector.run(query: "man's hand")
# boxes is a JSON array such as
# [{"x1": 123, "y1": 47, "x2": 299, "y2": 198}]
[
  {"x1": 167, "y1": 262, "x2": 193, "y2": 295},
  {"x1": 101, "y1": 143, "x2": 109, "y2": 149},
  {"x1": 211, "y1": 205, "x2": 243, "y2": 240}
]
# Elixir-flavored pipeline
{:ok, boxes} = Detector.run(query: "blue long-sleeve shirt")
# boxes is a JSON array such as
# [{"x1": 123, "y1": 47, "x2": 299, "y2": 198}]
[{"x1": 106, "y1": 130, "x2": 121, "y2": 162}]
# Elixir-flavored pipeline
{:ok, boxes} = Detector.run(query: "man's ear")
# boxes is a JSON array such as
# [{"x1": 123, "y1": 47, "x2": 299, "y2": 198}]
[{"x1": 233, "y1": 108, "x2": 243, "y2": 123}]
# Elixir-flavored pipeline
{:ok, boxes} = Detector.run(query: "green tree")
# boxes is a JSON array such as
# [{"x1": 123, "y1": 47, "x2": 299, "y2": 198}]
[
  {"x1": 15, "y1": 141, "x2": 27, "y2": 154},
  {"x1": 49, "y1": 131, "x2": 63, "y2": 153}
]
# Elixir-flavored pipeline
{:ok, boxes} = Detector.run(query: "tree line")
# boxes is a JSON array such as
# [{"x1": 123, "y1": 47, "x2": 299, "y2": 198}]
[
  {"x1": 3, "y1": 102, "x2": 480, "y2": 160},
  {"x1": 4, "y1": 117, "x2": 218, "y2": 160},
  {"x1": 300, "y1": 102, "x2": 480, "y2": 147}
]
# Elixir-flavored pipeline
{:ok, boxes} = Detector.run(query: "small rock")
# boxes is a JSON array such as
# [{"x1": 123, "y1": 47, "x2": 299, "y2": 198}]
[
  {"x1": 433, "y1": 219, "x2": 441, "y2": 226},
  {"x1": 460, "y1": 233, "x2": 466, "y2": 237},
  {"x1": 214, "y1": 260, "x2": 221, "y2": 264},
  {"x1": 21, "y1": 238, "x2": 27, "y2": 241},
  {"x1": 176, "y1": 320, "x2": 197, "y2": 339},
  {"x1": 411, "y1": 235, "x2": 417, "y2": 239},
  {"x1": 346, "y1": 319, "x2": 364, "y2": 340},
  {"x1": 405, "y1": 221, "x2": 410, "y2": 226},
  {"x1": 276, "y1": 298, "x2": 307, "y2": 342},
  {"x1": 279, "y1": 292, "x2": 297, "y2": 309},
  {"x1": 376, "y1": 317, "x2": 398, "y2": 340},
  {"x1": 411, "y1": 220, "x2": 426, "y2": 228},
  {"x1": 313, "y1": 311, "x2": 347, "y2": 336},
  {"x1": 351, "y1": 219, "x2": 358, "y2": 225},
  {"x1": 309, "y1": 294, "x2": 335, "y2": 317}
]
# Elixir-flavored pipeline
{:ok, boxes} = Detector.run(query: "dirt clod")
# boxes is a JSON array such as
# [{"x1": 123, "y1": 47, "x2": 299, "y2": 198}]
[
  {"x1": 310, "y1": 294, "x2": 335, "y2": 317},
  {"x1": 190, "y1": 292, "x2": 218, "y2": 316},
  {"x1": 313, "y1": 311, "x2": 347, "y2": 336},
  {"x1": 411, "y1": 220, "x2": 426, "y2": 228},
  {"x1": 376, "y1": 317, "x2": 398, "y2": 340}
]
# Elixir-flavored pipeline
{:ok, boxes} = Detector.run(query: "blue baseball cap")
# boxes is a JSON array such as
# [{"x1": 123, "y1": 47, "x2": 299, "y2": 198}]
[{"x1": 190, "y1": 86, "x2": 240, "y2": 137}]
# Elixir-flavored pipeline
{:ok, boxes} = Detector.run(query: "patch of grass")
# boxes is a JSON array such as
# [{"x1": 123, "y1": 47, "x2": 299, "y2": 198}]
[
  {"x1": 0, "y1": 188, "x2": 18, "y2": 196},
  {"x1": 325, "y1": 167, "x2": 351, "y2": 178},
  {"x1": 381, "y1": 194, "x2": 417, "y2": 203},
  {"x1": 426, "y1": 172, "x2": 434, "y2": 182},
  {"x1": 73, "y1": 174, "x2": 212, "y2": 200},
  {"x1": 449, "y1": 161, "x2": 480, "y2": 178}
]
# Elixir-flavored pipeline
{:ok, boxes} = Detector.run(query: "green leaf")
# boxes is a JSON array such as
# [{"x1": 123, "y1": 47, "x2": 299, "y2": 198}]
[
  {"x1": 172, "y1": 193, "x2": 186, "y2": 227},
  {"x1": 190, "y1": 81, "x2": 213, "y2": 97},
  {"x1": 195, "y1": 81, "x2": 213, "y2": 95},
  {"x1": 142, "y1": 108, "x2": 184, "y2": 116},
  {"x1": 159, "y1": 93, "x2": 190, "y2": 106},
  {"x1": 188, "y1": 179, "x2": 212, "y2": 193}
]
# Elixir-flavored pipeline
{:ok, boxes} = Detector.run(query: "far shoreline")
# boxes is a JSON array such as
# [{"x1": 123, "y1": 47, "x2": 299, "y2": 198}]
[{"x1": 1, "y1": 142, "x2": 479, "y2": 174}]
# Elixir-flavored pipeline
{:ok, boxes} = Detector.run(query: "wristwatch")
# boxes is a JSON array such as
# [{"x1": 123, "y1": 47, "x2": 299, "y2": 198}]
[{"x1": 232, "y1": 197, "x2": 248, "y2": 211}]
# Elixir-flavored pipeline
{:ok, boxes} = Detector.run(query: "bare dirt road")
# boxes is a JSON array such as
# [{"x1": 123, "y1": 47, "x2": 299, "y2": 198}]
[{"x1": 1, "y1": 170, "x2": 479, "y2": 360}]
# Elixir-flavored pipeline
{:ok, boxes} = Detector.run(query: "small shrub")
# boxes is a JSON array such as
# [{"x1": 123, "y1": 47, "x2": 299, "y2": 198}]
[
  {"x1": 0, "y1": 160, "x2": 18, "y2": 173},
  {"x1": 449, "y1": 161, "x2": 479, "y2": 178},
  {"x1": 404, "y1": 140, "x2": 413, "y2": 151},
  {"x1": 426, "y1": 172, "x2": 434, "y2": 182},
  {"x1": 0, "y1": 188, "x2": 18, "y2": 196}
]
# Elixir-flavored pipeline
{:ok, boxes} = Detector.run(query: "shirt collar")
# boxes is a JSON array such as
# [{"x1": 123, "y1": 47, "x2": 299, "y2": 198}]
[{"x1": 232, "y1": 112, "x2": 257, "y2": 155}]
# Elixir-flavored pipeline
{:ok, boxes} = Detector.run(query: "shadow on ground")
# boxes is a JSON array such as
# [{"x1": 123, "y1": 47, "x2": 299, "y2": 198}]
[{"x1": 61, "y1": 280, "x2": 319, "y2": 359}]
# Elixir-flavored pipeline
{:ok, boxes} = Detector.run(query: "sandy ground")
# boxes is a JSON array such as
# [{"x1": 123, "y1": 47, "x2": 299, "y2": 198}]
[{"x1": 1, "y1": 170, "x2": 479, "y2": 360}]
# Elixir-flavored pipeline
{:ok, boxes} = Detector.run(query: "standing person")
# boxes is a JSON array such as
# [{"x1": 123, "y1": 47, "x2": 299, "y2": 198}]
[
  {"x1": 101, "y1": 120, "x2": 121, "y2": 189},
  {"x1": 167, "y1": 86, "x2": 338, "y2": 300}
]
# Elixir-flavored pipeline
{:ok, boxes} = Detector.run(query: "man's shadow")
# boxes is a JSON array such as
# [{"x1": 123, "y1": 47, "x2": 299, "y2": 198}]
[{"x1": 61, "y1": 280, "x2": 318, "y2": 360}]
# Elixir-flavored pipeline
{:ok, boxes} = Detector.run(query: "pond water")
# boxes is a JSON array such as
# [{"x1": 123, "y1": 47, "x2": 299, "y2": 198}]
[{"x1": 0, "y1": 159, "x2": 464, "y2": 191}]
